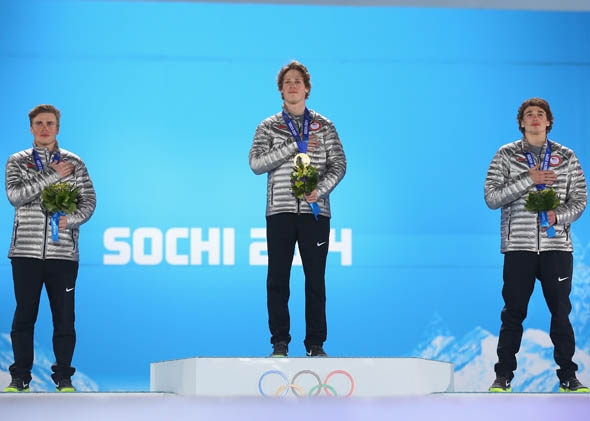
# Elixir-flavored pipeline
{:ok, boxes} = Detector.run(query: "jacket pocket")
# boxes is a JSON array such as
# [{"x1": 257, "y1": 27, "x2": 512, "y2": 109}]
[
  {"x1": 268, "y1": 182, "x2": 274, "y2": 206},
  {"x1": 12, "y1": 221, "x2": 19, "y2": 246}
]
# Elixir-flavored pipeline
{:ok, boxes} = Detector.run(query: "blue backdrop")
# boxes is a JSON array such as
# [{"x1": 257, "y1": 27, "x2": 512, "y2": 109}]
[{"x1": 0, "y1": 0, "x2": 589, "y2": 392}]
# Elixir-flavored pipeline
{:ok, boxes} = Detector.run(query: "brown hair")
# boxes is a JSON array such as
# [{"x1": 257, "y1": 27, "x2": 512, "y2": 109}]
[
  {"x1": 277, "y1": 60, "x2": 312, "y2": 99},
  {"x1": 29, "y1": 104, "x2": 61, "y2": 128},
  {"x1": 517, "y1": 98, "x2": 553, "y2": 134}
]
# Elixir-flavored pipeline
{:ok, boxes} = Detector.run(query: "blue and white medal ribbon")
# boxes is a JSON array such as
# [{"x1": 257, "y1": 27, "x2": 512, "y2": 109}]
[
  {"x1": 283, "y1": 108, "x2": 321, "y2": 220},
  {"x1": 33, "y1": 149, "x2": 60, "y2": 170},
  {"x1": 282, "y1": 108, "x2": 310, "y2": 153},
  {"x1": 33, "y1": 149, "x2": 63, "y2": 241},
  {"x1": 50, "y1": 211, "x2": 65, "y2": 242},
  {"x1": 525, "y1": 141, "x2": 555, "y2": 238}
]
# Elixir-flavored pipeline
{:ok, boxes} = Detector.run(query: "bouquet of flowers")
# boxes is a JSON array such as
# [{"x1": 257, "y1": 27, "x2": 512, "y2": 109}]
[
  {"x1": 41, "y1": 182, "x2": 79, "y2": 241},
  {"x1": 525, "y1": 188, "x2": 560, "y2": 238},
  {"x1": 291, "y1": 154, "x2": 318, "y2": 199},
  {"x1": 291, "y1": 153, "x2": 320, "y2": 220}
]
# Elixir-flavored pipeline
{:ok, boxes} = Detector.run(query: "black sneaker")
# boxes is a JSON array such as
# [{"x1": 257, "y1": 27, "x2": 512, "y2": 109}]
[
  {"x1": 56, "y1": 378, "x2": 76, "y2": 393},
  {"x1": 306, "y1": 345, "x2": 328, "y2": 357},
  {"x1": 559, "y1": 377, "x2": 589, "y2": 393},
  {"x1": 4, "y1": 377, "x2": 30, "y2": 392},
  {"x1": 270, "y1": 342, "x2": 288, "y2": 357},
  {"x1": 489, "y1": 376, "x2": 512, "y2": 392}
]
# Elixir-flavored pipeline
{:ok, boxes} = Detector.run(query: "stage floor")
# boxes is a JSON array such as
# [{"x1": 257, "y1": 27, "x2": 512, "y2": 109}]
[{"x1": 1, "y1": 392, "x2": 588, "y2": 420}]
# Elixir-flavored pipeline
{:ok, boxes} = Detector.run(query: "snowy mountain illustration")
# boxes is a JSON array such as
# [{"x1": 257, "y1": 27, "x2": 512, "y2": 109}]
[
  {"x1": 0, "y1": 332, "x2": 98, "y2": 392},
  {"x1": 415, "y1": 235, "x2": 590, "y2": 393},
  {"x1": 416, "y1": 324, "x2": 589, "y2": 392}
]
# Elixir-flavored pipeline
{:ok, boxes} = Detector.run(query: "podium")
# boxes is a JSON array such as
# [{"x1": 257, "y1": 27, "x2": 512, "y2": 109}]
[{"x1": 150, "y1": 357, "x2": 454, "y2": 397}]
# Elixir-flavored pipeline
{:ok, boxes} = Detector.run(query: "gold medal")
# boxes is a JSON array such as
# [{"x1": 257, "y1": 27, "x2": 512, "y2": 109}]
[{"x1": 293, "y1": 153, "x2": 311, "y2": 167}]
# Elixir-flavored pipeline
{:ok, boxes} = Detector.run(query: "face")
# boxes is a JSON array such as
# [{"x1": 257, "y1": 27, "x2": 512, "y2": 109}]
[
  {"x1": 30, "y1": 112, "x2": 59, "y2": 148},
  {"x1": 281, "y1": 69, "x2": 308, "y2": 105},
  {"x1": 520, "y1": 106, "x2": 550, "y2": 136}
]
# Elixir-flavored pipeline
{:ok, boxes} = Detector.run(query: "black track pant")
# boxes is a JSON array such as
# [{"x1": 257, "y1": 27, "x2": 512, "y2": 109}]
[
  {"x1": 494, "y1": 251, "x2": 578, "y2": 382},
  {"x1": 9, "y1": 257, "x2": 79, "y2": 384},
  {"x1": 266, "y1": 213, "x2": 330, "y2": 349}
]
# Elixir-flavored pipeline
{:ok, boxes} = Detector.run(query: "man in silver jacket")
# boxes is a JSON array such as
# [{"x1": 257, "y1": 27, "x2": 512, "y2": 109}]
[
  {"x1": 4, "y1": 104, "x2": 96, "y2": 392},
  {"x1": 249, "y1": 60, "x2": 346, "y2": 358},
  {"x1": 484, "y1": 97, "x2": 587, "y2": 393}
]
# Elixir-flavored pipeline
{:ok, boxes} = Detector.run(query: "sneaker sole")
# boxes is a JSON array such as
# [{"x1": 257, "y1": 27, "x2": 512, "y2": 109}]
[
  {"x1": 559, "y1": 387, "x2": 589, "y2": 393},
  {"x1": 56, "y1": 387, "x2": 76, "y2": 392},
  {"x1": 489, "y1": 387, "x2": 512, "y2": 392},
  {"x1": 3, "y1": 388, "x2": 30, "y2": 393}
]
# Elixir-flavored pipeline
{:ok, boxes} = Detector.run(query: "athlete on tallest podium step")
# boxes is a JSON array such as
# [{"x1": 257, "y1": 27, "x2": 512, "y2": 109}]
[{"x1": 249, "y1": 60, "x2": 347, "y2": 358}]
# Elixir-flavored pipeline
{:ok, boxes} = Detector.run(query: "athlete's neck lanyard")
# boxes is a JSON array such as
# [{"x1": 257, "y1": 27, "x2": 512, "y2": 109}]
[
  {"x1": 32, "y1": 149, "x2": 60, "y2": 171},
  {"x1": 282, "y1": 108, "x2": 310, "y2": 153},
  {"x1": 524, "y1": 140, "x2": 551, "y2": 191}
]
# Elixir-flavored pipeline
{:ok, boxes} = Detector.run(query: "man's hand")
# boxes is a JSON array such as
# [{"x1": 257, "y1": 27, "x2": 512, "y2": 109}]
[
  {"x1": 540, "y1": 210, "x2": 557, "y2": 232},
  {"x1": 529, "y1": 163, "x2": 557, "y2": 185},
  {"x1": 51, "y1": 161, "x2": 75, "y2": 178},
  {"x1": 59, "y1": 215, "x2": 68, "y2": 230},
  {"x1": 307, "y1": 135, "x2": 320, "y2": 152},
  {"x1": 304, "y1": 190, "x2": 318, "y2": 203}
]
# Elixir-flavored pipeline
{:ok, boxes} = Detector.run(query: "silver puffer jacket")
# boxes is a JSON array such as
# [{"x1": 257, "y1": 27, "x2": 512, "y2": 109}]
[
  {"x1": 484, "y1": 138, "x2": 587, "y2": 253},
  {"x1": 6, "y1": 143, "x2": 96, "y2": 261},
  {"x1": 249, "y1": 108, "x2": 347, "y2": 217}
]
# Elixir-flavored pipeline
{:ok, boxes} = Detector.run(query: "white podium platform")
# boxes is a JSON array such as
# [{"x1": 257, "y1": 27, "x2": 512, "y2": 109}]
[{"x1": 150, "y1": 357, "x2": 454, "y2": 397}]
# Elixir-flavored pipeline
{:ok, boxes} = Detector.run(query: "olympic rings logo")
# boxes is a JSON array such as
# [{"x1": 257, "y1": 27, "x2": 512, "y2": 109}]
[{"x1": 258, "y1": 369, "x2": 355, "y2": 398}]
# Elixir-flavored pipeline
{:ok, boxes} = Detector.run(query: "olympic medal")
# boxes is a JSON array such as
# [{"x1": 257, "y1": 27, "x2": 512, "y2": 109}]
[{"x1": 294, "y1": 153, "x2": 311, "y2": 167}]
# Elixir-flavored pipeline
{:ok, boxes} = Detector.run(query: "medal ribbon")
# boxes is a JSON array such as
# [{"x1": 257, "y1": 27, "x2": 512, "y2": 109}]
[
  {"x1": 33, "y1": 149, "x2": 61, "y2": 171},
  {"x1": 524, "y1": 140, "x2": 555, "y2": 238},
  {"x1": 282, "y1": 108, "x2": 310, "y2": 153},
  {"x1": 524, "y1": 141, "x2": 551, "y2": 190},
  {"x1": 33, "y1": 149, "x2": 63, "y2": 241},
  {"x1": 282, "y1": 108, "x2": 320, "y2": 220}
]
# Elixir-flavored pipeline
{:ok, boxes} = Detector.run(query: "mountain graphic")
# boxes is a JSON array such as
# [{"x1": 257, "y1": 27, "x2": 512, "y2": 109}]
[
  {"x1": 415, "y1": 234, "x2": 590, "y2": 392},
  {"x1": 416, "y1": 324, "x2": 589, "y2": 392},
  {"x1": 0, "y1": 333, "x2": 98, "y2": 392}
]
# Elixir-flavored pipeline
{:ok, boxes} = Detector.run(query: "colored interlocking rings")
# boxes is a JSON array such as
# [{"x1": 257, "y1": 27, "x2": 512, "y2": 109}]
[{"x1": 258, "y1": 369, "x2": 355, "y2": 398}]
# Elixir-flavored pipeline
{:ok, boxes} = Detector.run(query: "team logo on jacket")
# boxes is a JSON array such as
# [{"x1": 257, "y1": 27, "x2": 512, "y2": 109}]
[
  {"x1": 516, "y1": 156, "x2": 526, "y2": 162},
  {"x1": 310, "y1": 121, "x2": 322, "y2": 131},
  {"x1": 549, "y1": 156, "x2": 562, "y2": 167},
  {"x1": 276, "y1": 124, "x2": 287, "y2": 130}
]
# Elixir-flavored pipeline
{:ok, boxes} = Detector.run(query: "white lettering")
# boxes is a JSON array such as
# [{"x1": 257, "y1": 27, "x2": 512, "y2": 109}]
[
  {"x1": 249, "y1": 228, "x2": 267, "y2": 266},
  {"x1": 166, "y1": 228, "x2": 189, "y2": 265},
  {"x1": 103, "y1": 227, "x2": 351, "y2": 267},
  {"x1": 248, "y1": 228, "x2": 352, "y2": 266},
  {"x1": 133, "y1": 228, "x2": 162, "y2": 265},
  {"x1": 190, "y1": 228, "x2": 220, "y2": 265},
  {"x1": 103, "y1": 227, "x2": 131, "y2": 265},
  {"x1": 223, "y1": 228, "x2": 235, "y2": 265},
  {"x1": 331, "y1": 228, "x2": 352, "y2": 266}
]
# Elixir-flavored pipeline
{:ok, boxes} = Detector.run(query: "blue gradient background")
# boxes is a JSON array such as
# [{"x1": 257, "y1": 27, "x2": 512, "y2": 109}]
[{"x1": 0, "y1": 0, "x2": 589, "y2": 391}]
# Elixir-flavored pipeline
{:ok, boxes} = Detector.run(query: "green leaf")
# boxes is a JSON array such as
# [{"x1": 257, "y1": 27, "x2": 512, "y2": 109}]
[
  {"x1": 41, "y1": 182, "x2": 79, "y2": 215},
  {"x1": 525, "y1": 188, "x2": 561, "y2": 212}
]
